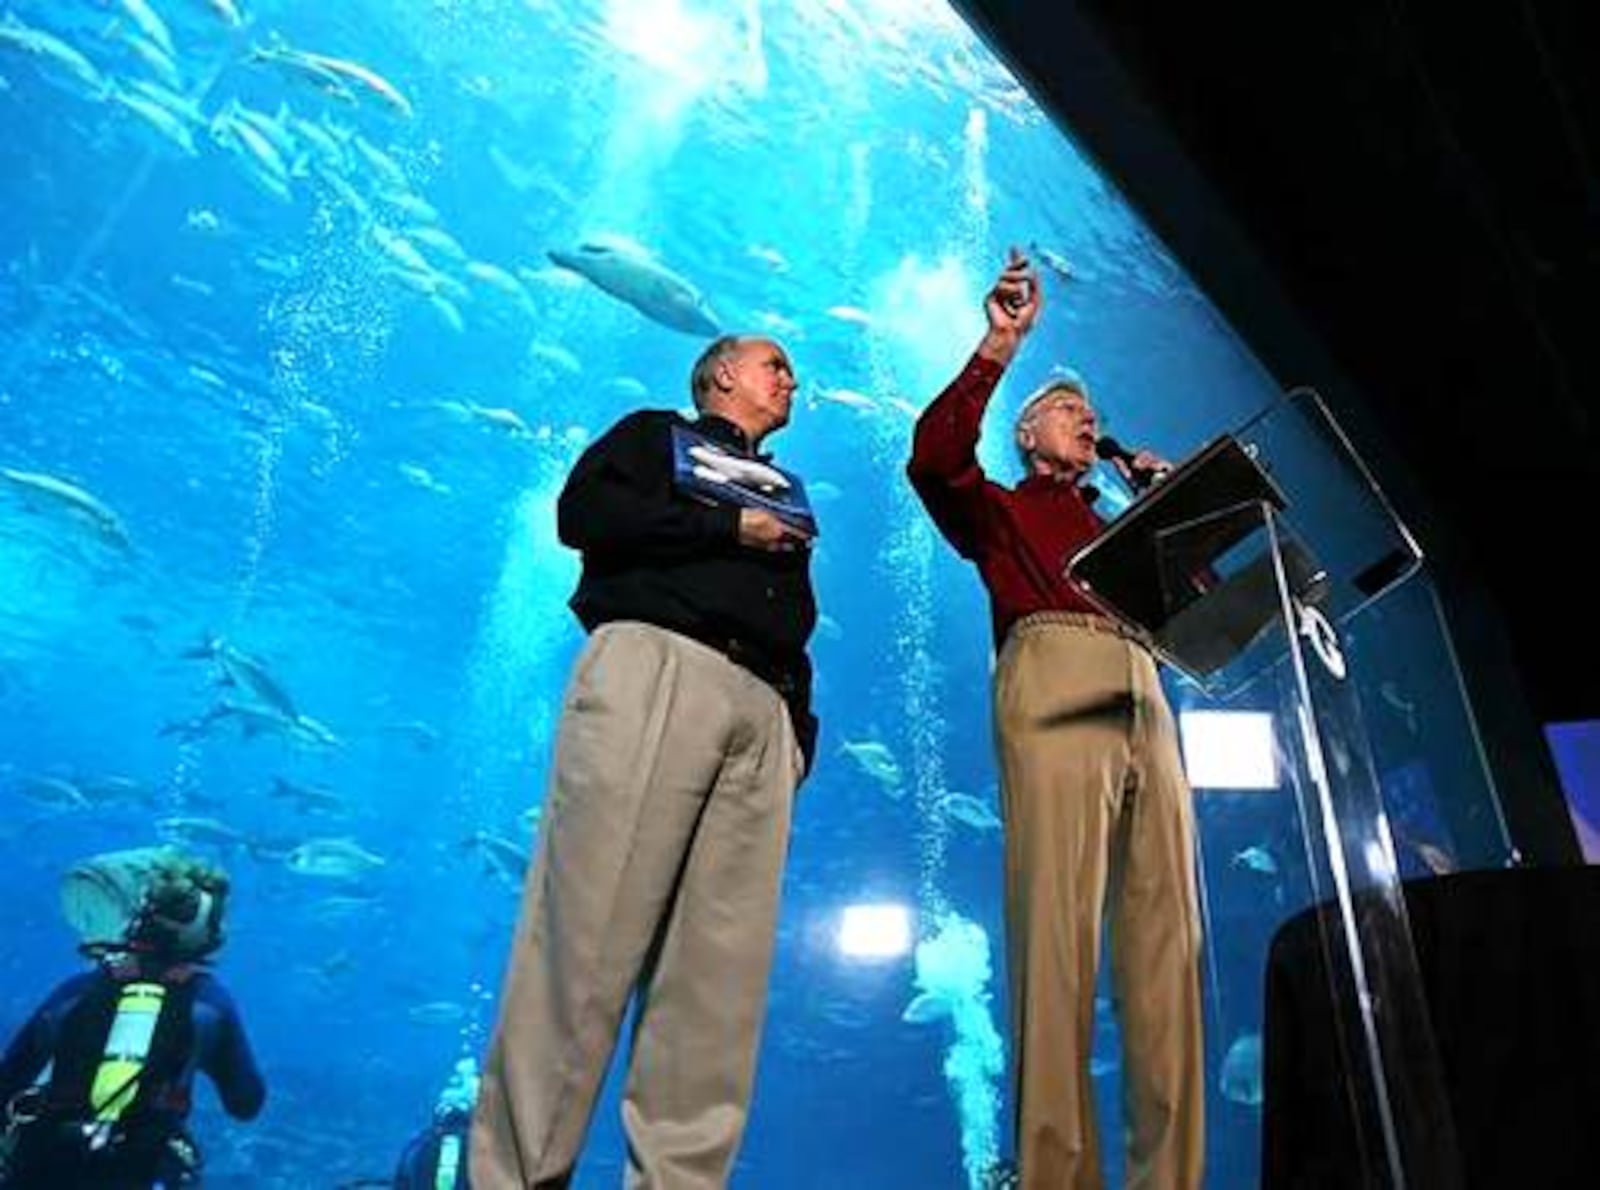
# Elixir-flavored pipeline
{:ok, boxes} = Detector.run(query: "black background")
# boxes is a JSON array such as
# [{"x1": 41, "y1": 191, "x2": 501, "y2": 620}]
[{"x1": 960, "y1": 1, "x2": 1599, "y2": 857}]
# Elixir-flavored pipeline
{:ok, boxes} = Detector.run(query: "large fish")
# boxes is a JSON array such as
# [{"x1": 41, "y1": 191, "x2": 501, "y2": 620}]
[
  {"x1": 248, "y1": 36, "x2": 412, "y2": 117},
  {"x1": 0, "y1": 467, "x2": 131, "y2": 551},
  {"x1": 548, "y1": 240, "x2": 719, "y2": 338},
  {"x1": 285, "y1": 837, "x2": 386, "y2": 879},
  {"x1": 183, "y1": 635, "x2": 297, "y2": 719},
  {"x1": 0, "y1": 12, "x2": 105, "y2": 94}
]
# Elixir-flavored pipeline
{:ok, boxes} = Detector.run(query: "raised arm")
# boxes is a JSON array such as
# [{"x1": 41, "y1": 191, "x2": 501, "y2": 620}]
[
  {"x1": 906, "y1": 250, "x2": 1042, "y2": 556},
  {"x1": 557, "y1": 411, "x2": 740, "y2": 561}
]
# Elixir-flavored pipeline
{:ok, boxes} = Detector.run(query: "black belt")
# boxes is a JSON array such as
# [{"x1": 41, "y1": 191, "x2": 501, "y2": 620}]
[
  {"x1": 714, "y1": 636, "x2": 802, "y2": 701},
  {"x1": 669, "y1": 622, "x2": 803, "y2": 701},
  {"x1": 642, "y1": 621, "x2": 819, "y2": 775}
]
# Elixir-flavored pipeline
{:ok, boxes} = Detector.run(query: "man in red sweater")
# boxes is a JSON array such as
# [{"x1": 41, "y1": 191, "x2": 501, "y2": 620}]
[{"x1": 906, "y1": 251, "x2": 1203, "y2": 1190}]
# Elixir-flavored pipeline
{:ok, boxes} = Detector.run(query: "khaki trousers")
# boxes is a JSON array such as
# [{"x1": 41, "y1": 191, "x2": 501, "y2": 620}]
[
  {"x1": 471, "y1": 622, "x2": 802, "y2": 1190},
  {"x1": 994, "y1": 615, "x2": 1204, "y2": 1190}
]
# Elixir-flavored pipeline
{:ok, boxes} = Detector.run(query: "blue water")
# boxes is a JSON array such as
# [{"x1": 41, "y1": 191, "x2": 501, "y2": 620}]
[{"x1": 1, "y1": 2, "x2": 1500, "y2": 1186}]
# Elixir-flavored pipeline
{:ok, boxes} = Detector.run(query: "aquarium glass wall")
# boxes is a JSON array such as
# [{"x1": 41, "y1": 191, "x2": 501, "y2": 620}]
[{"x1": 0, "y1": 1, "x2": 1507, "y2": 1186}]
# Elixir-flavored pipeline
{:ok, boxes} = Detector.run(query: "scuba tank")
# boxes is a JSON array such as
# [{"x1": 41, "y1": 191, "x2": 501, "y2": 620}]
[
  {"x1": 434, "y1": 1132, "x2": 463, "y2": 1190},
  {"x1": 89, "y1": 981, "x2": 168, "y2": 1126},
  {"x1": 0, "y1": 962, "x2": 198, "y2": 1186}
]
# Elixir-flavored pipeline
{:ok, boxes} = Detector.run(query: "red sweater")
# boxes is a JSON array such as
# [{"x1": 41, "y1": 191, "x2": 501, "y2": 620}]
[{"x1": 907, "y1": 353, "x2": 1106, "y2": 646}]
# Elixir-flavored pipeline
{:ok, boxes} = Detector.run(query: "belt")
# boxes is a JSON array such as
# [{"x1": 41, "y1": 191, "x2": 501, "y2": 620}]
[
  {"x1": 1009, "y1": 610, "x2": 1154, "y2": 650},
  {"x1": 664, "y1": 622, "x2": 804, "y2": 701}
]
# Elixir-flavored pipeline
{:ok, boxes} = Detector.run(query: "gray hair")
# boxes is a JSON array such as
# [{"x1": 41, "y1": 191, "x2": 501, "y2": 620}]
[
  {"x1": 1014, "y1": 374, "x2": 1092, "y2": 469},
  {"x1": 689, "y1": 335, "x2": 747, "y2": 410}
]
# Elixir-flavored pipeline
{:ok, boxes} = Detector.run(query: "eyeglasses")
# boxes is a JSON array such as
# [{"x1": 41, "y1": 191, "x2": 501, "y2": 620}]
[{"x1": 1025, "y1": 395, "x2": 1095, "y2": 423}]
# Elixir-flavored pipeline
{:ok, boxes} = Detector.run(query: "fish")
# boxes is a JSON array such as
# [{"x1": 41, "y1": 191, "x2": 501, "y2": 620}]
[
  {"x1": 378, "y1": 191, "x2": 438, "y2": 224},
  {"x1": 185, "y1": 208, "x2": 223, "y2": 234},
  {"x1": 182, "y1": 636, "x2": 297, "y2": 719},
  {"x1": 414, "y1": 398, "x2": 533, "y2": 437},
  {"x1": 1229, "y1": 845, "x2": 1279, "y2": 876},
  {"x1": 119, "y1": 0, "x2": 175, "y2": 59},
  {"x1": 527, "y1": 342, "x2": 582, "y2": 377},
  {"x1": 160, "y1": 700, "x2": 339, "y2": 750},
  {"x1": 379, "y1": 718, "x2": 442, "y2": 751},
  {"x1": 465, "y1": 260, "x2": 532, "y2": 308},
  {"x1": 247, "y1": 40, "x2": 356, "y2": 104},
  {"x1": 169, "y1": 274, "x2": 213, "y2": 298},
  {"x1": 290, "y1": 115, "x2": 345, "y2": 168},
  {"x1": 1219, "y1": 1031, "x2": 1263, "y2": 1106},
  {"x1": 811, "y1": 385, "x2": 879, "y2": 413},
  {"x1": 1029, "y1": 241, "x2": 1076, "y2": 283},
  {"x1": 0, "y1": 467, "x2": 131, "y2": 550},
  {"x1": 1089, "y1": 1052, "x2": 1120, "y2": 1079},
  {"x1": 548, "y1": 240, "x2": 719, "y2": 337},
  {"x1": 156, "y1": 816, "x2": 250, "y2": 849},
  {"x1": 286, "y1": 837, "x2": 387, "y2": 879},
  {"x1": 299, "y1": 50, "x2": 412, "y2": 117},
  {"x1": 407, "y1": 1000, "x2": 469, "y2": 1026},
  {"x1": 370, "y1": 225, "x2": 432, "y2": 276},
  {"x1": 121, "y1": 35, "x2": 180, "y2": 90},
  {"x1": 936, "y1": 792, "x2": 1001, "y2": 832},
  {"x1": 312, "y1": 164, "x2": 368, "y2": 220},
  {"x1": 840, "y1": 739, "x2": 902, "y2": 793},
  {"x1": 198, "y1": 0, "x2": 244, "y2": 29},
  {"x1": 270, "y1": 776, "x2": 344, "y2": 814},
  {"x1": 900, "y1": 991, "x2": 952, "y2": 1025},
  {"x1": 210, "y1": 102, "x2": 290, "y2": 184},
  {"x1": 462, "y1": 830, "x2": 529, "y2": 887},
  {"x1": 308, "y1": 891, "x2": 379, "y2": 921},
  {"x1": 807, "y1": 480, "x2": 844, "y2": 504},
  {"x1": 0, "y1": 13, "x2": 106, "y2": 94},
  {"x1": 13, "y1": 775, "x2": 89, "y2": 810},
  {"x1": 746, "y1": 244, "x2": 789, "y2": 272},
  {"x1": 350, "y1": 134, "x2": 407, "y2": 189},
  {"x1": 249, "y1": 37, "x2": 412, "y2": 117},
  {"x1": 76, "y1": 775, "x2": 153, "y2": 806},
  {"x1": 753, "y1": 310, "x2": 801, "y2": 338},
  {"x1": 1411, "y1": 839, "x2": 1458, "y2": 876},
  {"x1": 397, "y1": 463, "x2": 451, "y2": 495},
  {"x1": 230, "y1": 100, "x2": 299, "y2": 163},
  {"x1": 468, "y1": 405, "x2": 534, "y2": 437},
  {"x1": 407, "y1": 225, "x2": 466, "y2": 263}
]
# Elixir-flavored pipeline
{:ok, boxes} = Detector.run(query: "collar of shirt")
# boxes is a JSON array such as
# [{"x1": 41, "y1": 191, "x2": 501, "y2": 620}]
[
  {"x1": 1017, "y1": 471, "x2": 1101, "y2": 506},
  {"x1": 692, "y1": 413, "x2": 771, "y2": 461}
]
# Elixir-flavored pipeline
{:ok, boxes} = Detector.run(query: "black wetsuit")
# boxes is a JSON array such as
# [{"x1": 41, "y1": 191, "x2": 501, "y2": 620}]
[{"x1": 0, "y1": 961, "x2": 265, "y2": 1188}]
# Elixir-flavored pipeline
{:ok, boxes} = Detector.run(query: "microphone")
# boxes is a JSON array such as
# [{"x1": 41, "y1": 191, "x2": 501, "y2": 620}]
[{"x1": 1095, "y1": 435, "x2": 1172, "y2": 491}]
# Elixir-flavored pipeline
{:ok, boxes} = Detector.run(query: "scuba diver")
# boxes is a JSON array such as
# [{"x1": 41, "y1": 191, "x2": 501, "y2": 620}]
[
  {"x1": 392, "y1": 1057, "x2": 476, "y2": 1189},
  {"x1": 336, "y1": 1057, "x2": 477, "y2": 1190},
  {"x1": 0, "y1": 853, "x2": 265, "y2": 1187}
]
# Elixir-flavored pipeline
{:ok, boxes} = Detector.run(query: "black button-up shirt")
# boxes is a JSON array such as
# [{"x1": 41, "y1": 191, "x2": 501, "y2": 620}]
[{"x1": 558, "y1": 409, "x2": 818, "y2": 758}]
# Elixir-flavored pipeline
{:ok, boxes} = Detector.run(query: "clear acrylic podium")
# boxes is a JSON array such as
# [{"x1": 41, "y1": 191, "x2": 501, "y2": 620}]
[{"x1": 1067, "y1": 389, "x2": 1465, "y2": 1189}]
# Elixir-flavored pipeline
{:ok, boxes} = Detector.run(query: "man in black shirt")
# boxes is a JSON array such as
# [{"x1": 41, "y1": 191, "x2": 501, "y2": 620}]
[{"x1": 470, "y1": 335, "x2": 817, "y2": 1190}]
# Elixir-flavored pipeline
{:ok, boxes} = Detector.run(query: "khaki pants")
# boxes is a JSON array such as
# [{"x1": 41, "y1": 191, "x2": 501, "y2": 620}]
[
  {"x1": 994, "y1": 615, "x2": 1204, "y2": 1190},
  {"x1": 471, "y1": 622, "x2": 803, "y2": 1190}
]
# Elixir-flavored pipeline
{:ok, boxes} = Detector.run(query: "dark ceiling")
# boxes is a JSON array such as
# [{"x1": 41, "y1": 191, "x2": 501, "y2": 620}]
[{"x1": 960, "y1": 2, "x2": 1600, "y2": 727}]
